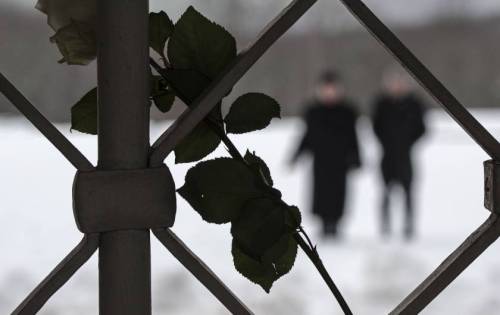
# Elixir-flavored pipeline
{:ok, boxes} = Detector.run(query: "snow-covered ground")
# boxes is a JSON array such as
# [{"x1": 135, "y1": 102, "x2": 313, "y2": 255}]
[{"x1": 1, "y1": 109, "x2": 500, "y2": 314}]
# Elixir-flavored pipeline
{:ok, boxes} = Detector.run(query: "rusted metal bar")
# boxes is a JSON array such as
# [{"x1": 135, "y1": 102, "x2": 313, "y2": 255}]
[
  {"x1": 73, "y1": 167, "x2": 176, "y2": 233},
  {"x1": 153, "y1": 228, "x2": 253, "y2": 315},
  {"x1": 391, "y1": 214, "x2": 500, "y2": 314},
  {"x1": 149, "y1": 0, "x2": 317, "y2": 167},
  {"x1": 11, "y1": 234, "x2": 99, "y2": 315},
  {"x1": 96, "y1": 1, "x2": 151, "y2": 314},
  {"x1": 338, "y1": 0, "x2": 500, "y2": 160},
  {"x1": 0, "y1": 72, "x2": 94, "y2": 171}
]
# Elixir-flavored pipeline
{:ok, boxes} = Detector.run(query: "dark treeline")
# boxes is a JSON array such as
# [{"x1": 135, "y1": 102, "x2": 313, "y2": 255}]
[{"x1": 1, "y1": 4, "x2": 500, "y2": 121}]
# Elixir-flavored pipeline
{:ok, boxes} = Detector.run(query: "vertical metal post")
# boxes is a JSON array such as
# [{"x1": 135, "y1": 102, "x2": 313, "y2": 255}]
[{"x1": 97, "y1": 1, "x2": 151, "y2": 314}]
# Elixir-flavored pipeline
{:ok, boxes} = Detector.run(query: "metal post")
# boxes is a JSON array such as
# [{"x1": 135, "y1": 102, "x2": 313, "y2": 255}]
[{"x1": 97, "y1": 1, "x2": 151, "y2": 314}]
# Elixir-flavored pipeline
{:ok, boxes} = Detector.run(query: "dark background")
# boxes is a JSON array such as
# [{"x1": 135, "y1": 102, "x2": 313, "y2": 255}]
[{"x1": 1, "y1": 1, "x2": 500, "y2": 121}]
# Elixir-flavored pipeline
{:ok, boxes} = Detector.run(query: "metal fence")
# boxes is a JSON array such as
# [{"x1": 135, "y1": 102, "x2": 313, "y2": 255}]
[{"x1": 1, "y1": 0, "x2": 499, "y2": 314}]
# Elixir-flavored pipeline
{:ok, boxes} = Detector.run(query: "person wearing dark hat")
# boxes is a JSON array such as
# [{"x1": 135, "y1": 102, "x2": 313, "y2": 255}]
[
  {"x1": 372, "y1": 69, "x2": 426, "y2": 240},
  {"x1": 291, "y1": 71, "x2": 361, "y2": 237}
]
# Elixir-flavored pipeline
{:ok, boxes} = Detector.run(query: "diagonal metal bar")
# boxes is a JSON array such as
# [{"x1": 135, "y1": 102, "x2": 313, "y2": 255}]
[
  {"x1": 0, "y1": 73, "x2": 94, "y2": 171},
  {"x1": 152, "y1": 228, "x2": 253, "y2": 315},
  {"x1": 339, "y1": 0, "x2": 500, "y2": 160},
  {"x1": 12, "y1": 233, "x2": 99, "y2": 315},
  {"x1": 149, "y1": 0, "x2": 317, "y2": 167},
  {"x1": 391, "y1": 214, "x2": 500, "y2": 314}
]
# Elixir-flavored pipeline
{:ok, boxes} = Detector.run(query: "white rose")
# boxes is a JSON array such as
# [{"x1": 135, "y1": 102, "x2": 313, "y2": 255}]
[
  {"x1": 36, "y1": 0, "x2": 96, "y2": 31},
  {"x1": 36, "y1": 0, "x2": 97, "y2": 65}
]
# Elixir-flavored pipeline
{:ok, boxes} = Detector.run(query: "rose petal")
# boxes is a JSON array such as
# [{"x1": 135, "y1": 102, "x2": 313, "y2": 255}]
[{"x1": 36, "y1": 0, "x2": 96, "y2": 31}]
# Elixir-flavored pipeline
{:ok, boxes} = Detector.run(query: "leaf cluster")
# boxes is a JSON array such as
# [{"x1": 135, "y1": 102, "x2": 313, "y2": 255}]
[
  {"x1": 160, "y1": 8, "x2": 298, "y2": 291},
  {"x1": 50, "y1": 19, "x2": 96, "y2": 65},
  {"x1": 179, "y1": 154, "x2": 301, "y2": 292},
  {"x1": 69, "y1": 7, "x2": 280, "y2": 150},
  {"x1": 149, "y1": 7, "x2": 296, "y2": 291},
  {"x1": 56, "y1": 5, "x2": 298, "y2": 293},
  {"x1": 43, "y1": 4, "x2": 352, "y2": 310},
  {"x1": 152, "y1": 7, "x2": 281, "y2": 163}
]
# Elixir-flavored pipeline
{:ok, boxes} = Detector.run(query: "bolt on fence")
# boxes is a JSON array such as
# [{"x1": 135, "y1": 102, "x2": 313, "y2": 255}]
[{"x1": 1, "y1": 0, "x2": 500, "y2": 314}]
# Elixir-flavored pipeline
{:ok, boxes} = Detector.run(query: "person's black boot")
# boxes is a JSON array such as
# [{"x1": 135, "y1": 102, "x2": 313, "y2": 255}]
[
  {"x1": 323, "y1": 222, "x2": 341, "y2": 240},
  {"x1": 381, "y1": 220, "x2": 391, "y2": 239},
  {"x1": 404, "y1": 225, "x2": 415, "y2": 241}
]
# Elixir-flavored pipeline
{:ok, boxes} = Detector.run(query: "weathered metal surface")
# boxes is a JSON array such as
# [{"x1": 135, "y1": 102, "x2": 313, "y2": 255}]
[
  {"x1": 73, "y1": 166, "x2": 176, "y2": 233},
  {"x1": 484, "y1": 160, "x2": 500, "y2": 214},
  {"x1": 11, "y1": 234, "x2": 99, "y2": 315},
  {"x1": 153, "y1": 228, "x2": 254, "y2": 315},
  {"x1": 391, "y1": 214, "x2": 500, "y2": 314},
  {"x1": 0, "y1": 72, "x2": 94, "y2": 171},
  {"x1": 339, "y1": 0, "x2": 500, "y2": 160},
  {"x1": 149, "y1": 0, "x2": 318, "y2": 167},
  {"x1": 96, "y1": 1, "x2": 152, "y2": 314}
]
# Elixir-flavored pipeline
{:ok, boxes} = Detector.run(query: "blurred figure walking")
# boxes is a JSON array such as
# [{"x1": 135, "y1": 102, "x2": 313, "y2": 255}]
[
  {"x1": 291, "y1": 71, "x2": 361, "y2": 237},
  {"x1": 372, "y1": 69, "x2": 426, "y2": 240}
]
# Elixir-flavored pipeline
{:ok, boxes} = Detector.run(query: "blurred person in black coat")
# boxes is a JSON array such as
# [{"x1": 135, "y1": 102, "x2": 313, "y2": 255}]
[
  {"x1": 291, "y1": 71, "x2": 361, "y2": 237},
  {"x1": 372, "y1": 69, "x2": 426, "y2": 240}
]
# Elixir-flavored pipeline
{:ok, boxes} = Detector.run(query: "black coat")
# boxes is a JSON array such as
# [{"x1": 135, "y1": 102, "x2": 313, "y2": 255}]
[
  {"x1": 372, "y1": 93, "x2": 426, "y2": 186},
  {"x1": 294, "y1": 100, "x2": 361, "y2": 221}
]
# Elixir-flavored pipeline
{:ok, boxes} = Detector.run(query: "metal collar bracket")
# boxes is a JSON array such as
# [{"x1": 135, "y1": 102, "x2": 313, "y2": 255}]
[
  {"x1": 73, "y1": 165, "x2": 176, "y2": 233},
  {"x1": 484, "y1": 160, "x2": 500, "y2": 213}
]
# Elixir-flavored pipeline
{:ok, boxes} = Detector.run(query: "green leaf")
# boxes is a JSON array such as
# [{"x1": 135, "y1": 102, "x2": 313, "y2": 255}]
[
  {"x1": 273, "y1": 235, "x2": 298, "y2": 276},
  {"x1": 231, "y1": 198, "x2": 289, "y2": 259},
  {"x1": 150, "y1": 74, "x2": 166, "y2": 96},
  {"x1": 225, "y1": 93, "x2": 281, "y2": 134},
  {"x1": 178, "y1": 158, "x2": 264, "y2": 223},
  {"x1": 153, "y1": 90, "x2": 175, "y2": 113},
  {"x1": 163, "y1": 68, "x2": 224, "y2": 158},
  {"x1": 50, "y1": 20, "x2": 96, "y2": 65},
  {"x1": 162, "y1": 68, "x2": 210, "y2": 103},
  {"x1": 149, "y1": 11, "x2": 174, "y2": 56},
  {"x1": 161, "y1": 68, "x2": 223, "y2": 123},
  {"x1": 150, "y1": 75, "x2": 175, "y2": 113},
  {"x1": 244, "y1": 150, "x2": 273, "y2": 187},
  {"x1": 286, "y1": 205, "x2": 302, "y2": 229},
  {"x1": 71, "y1": 87, "x2": 97, "y2": 134},
  {"x1": 174, "y1": 122, "x2": 221, "y2": 163},
  {"x1": 232, "y1": 236, "x2": 297, "y2": 293},
  {"x1": 232, "y1": 240, "x2": 276, "y2": 293},
  {"x1": 168, "y1": 6, "x2": 237, "y2": 79},
  {"x1": 150, "y1": 74, "x2": 164, "y2": 92}
]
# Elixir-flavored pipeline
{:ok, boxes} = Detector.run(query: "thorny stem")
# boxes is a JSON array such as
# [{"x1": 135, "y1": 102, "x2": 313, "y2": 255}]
[
  {"x1": 205, "y1": 118, "x2": 244, "y2": 160},
  {"x1": 295, "y1": 233, "x2": 353, "y2": 315},
  {"x1": 299, "y1": 225, "x2": 315, "y2": 249},
  {"x1": 150, "y1": 58, "x2": 353, "y2": 315}
]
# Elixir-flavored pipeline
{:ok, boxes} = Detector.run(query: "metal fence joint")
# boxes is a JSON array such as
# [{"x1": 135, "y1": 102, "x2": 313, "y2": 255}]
[
  {"x1": 73, "y1": 165, "x2": 176, "y2": 233},
  {"x1": 484, "y1": 160, "x2": 500, "y2": 213}
]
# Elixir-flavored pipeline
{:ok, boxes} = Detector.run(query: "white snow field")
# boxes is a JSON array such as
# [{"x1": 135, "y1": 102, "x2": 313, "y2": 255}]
[{"x1": 1, "y1": 109, "x2": 500, "y2": 314}]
